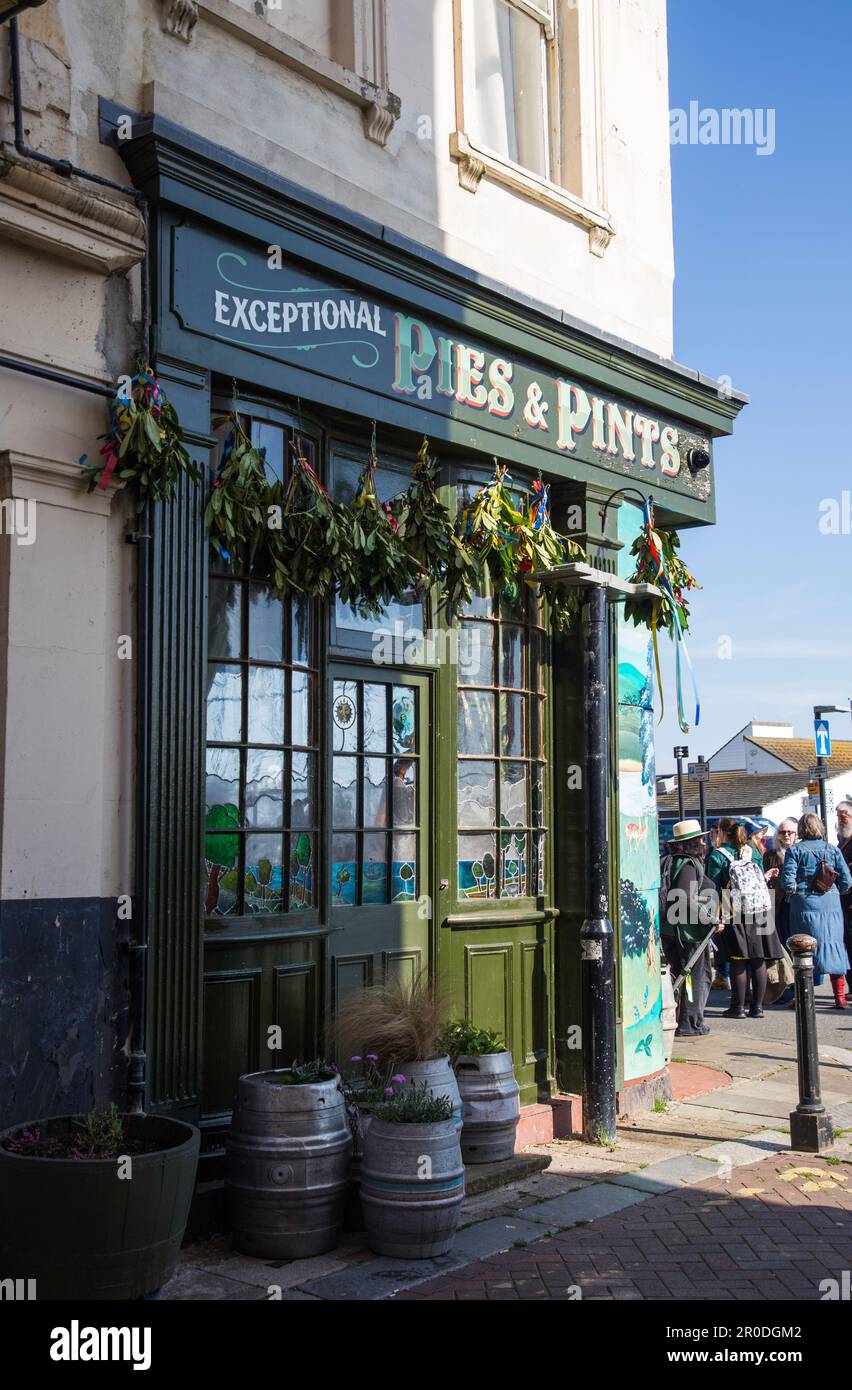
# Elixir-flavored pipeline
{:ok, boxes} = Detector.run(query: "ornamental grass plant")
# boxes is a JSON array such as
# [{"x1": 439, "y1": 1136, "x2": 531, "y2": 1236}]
[{"x1": 327, "y1": 974, "x2": 446, "y2": 1067}]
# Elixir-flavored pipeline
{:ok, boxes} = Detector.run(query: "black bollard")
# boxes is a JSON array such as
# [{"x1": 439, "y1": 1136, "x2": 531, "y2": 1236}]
[{"x1": 788, "y1": 933, "x2": 834, "y2": 1152}]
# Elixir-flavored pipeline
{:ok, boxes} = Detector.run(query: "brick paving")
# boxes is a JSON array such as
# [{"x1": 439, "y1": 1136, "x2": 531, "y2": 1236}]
[{"x1": 394, "y1": 1154, "x2": 852, "y2": 1301}]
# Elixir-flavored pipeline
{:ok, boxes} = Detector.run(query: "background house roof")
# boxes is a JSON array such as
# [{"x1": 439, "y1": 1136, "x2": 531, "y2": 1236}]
[
  {"x1": 657, "y1": 770, "x2": 809, "y2": 816},
  {"x1": 744, "y1": 736, "x2": 852, "y2": 773}
]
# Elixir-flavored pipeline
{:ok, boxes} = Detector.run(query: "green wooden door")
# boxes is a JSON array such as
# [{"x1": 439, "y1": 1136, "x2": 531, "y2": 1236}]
[
  {"x1": 434, "y1": 580, "x2": 556, "y2": 1105},
  {"x1": 326, "y1": 664, "x2": 432, "y2": 1013}
]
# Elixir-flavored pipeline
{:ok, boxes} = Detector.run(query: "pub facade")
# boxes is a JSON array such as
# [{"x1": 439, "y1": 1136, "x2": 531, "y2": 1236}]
[{"x1": 0, "y1": 0, "x2": 745, "y2": 1170}]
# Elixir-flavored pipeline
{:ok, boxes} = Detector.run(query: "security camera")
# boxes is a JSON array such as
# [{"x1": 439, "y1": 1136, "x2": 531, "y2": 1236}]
[{"x1": 686, "y1": 447, "x2": 711, "y2": 473}]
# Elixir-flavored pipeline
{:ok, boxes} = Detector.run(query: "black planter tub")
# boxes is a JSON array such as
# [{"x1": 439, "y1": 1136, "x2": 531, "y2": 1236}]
[{"x1": 0, "y1": 1113, "x2": 200, "y2": 1300}]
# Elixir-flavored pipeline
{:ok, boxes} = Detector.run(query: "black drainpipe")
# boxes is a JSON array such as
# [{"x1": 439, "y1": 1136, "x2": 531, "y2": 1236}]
[{"x1": 4, "y1": 10, "x2": 153, "y2": 1112}]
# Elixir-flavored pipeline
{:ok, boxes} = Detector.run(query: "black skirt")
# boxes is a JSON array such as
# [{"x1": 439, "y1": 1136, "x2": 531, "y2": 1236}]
[{"x1": 719, "y1": 918, "x2": 783, "y2": 961}]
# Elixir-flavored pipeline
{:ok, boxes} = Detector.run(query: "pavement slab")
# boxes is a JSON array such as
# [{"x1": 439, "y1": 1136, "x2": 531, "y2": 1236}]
[{"x1": 395, "y1": 1153, "x2": 852, "y2": 1301}]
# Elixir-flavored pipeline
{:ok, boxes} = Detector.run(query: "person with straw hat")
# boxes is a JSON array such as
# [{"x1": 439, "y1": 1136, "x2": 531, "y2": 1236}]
[{"x1": 659, "y1": 820, "x2": 721, "y2": 1037}]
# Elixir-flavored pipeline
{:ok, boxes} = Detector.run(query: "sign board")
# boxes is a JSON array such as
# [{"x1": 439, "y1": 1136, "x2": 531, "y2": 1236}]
[
  {"x1": 809, "y1": 764, "x2": 827, "y2": 782},
  {"x1": 814, "y1": 719, "x2": 831, "y2": 758},
  {"x1": 168, "y1": 224, "x2": 713, "y2": 500},
  {"x1": 688, "y1": 762, "x2": 710, "y2": 783},
  {"x1": 673, "y1": 746, "x2": 689, "y2": 759}
]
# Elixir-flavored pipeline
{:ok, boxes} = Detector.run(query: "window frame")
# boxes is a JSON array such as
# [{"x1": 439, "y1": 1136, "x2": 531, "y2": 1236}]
[
  {"x1": 450, "y1": 0, "x2": 614, "y2": 249},
  {"x1": 450, "y1": 466, "x2": 553, "y2": 913},
  {"x1": 203, "y1": 399, "x2": 324, "y2": 936}
]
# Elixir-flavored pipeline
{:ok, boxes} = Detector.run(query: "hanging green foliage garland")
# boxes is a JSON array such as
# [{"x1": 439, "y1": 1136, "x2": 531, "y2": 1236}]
[
  {"x1": 80, "y1": 365, "x2": 200, "y2": 504},
  {"x1": 88, "y1": 379, "x2": 588, "y2": 629},
  {"x1": 458, "y1": 463, "x2": 587, "y2": 629},
  {"x1": 205, "y1": 412, "x2": 271, "y2": 566},
  {"x1": 275, "y1": 447, "x2": 360, "y2": 606},
  {"x1": 389, "y1": 439, "x2": 480, "y2": 612},
  {"x1": 622, "y1": 516, "x2": 700, "y2": 637}
]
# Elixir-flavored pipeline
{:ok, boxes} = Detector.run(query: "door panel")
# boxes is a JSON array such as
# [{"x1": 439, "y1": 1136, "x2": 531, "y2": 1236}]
[{"x1": 327, "y1": 666, "x2": 431, "y2": 1021}]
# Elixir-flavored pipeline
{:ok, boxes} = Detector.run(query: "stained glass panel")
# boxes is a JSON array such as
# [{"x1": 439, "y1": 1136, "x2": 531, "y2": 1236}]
[
  {"x1": 458, "y1": 760, "x2": 497, "y2": 828},
  {"x1": 248, "y1": 586, "x2": 284, "y2": 662},
  {"x1": 364, "y1": 757, "x2": 389, "y2": 827},
  {"x1": 363, "y1": 684, "x2": 388, "y2": 752},
  {"x1": 333, "y1": 680, "x2": 359, "y2": 752},
  {"x1": 362, "y1": 832, "x2": 389, "y2": 904},
  {"x1": 458, "y1": 622, "x2": 494, "y2": 685},
  {"x1": 247, "y1": 665, "x2": 285, "y2": 743},
  {"x1": 500, "y1": 624, "x2": 524, "y2": 688},
  {"x1": 392, "y1": 687, "x2": 416, "y2": 753},
  {"x1": 244, "y1": 834, "x2": 283, "y2": 914},
  {"x1": 458, "y1": 833, "x2": 497, "y2": 899},
  {"x1": 206, "y1": 746, "x2": 240, "y2": 817},
  {"x1": 392, "y1": 832, "x2": 417, "y2": 901},
  {"x1": 207, "y1": 665, "x2": 242, "y2": 743},
  {"x1": 292, "y1": 597, "x2": 311, "y2": 667},
  {"x1": 288, "y1": 831, "x2": 314, "y2": 910},
  {"x1": 245, "y1": 749, "x2": 284, "y2": 827},
  {"x1": 331, "y1": 833, "x2": 357, "y2": 905},
  {"x1": 290, "y1": 752, "x2": 315, "y2": 828},
  {"x1": 392, "y1": 759, "x2": 417, "y2": 827},
  {"x1": 208, "y1": 581, "x2": 242, "y2": 659},
  {"x1": 291, "y1": 671, "x2": 312, "y2": 747},
  {"x1": 332, "y1": 756, "x2": 358, "y2": 827},
  {"x1": 458, "y1": 690, "x2": 495, "y2": 754}
]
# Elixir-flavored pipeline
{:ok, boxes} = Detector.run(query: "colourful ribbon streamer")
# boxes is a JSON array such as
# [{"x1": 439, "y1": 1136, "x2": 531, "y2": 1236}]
[
  {"x1": 643, "y1": 498, "x2": 700, "y2": 733},
  {"x1": 97, "y1": 367, "x2": 163, "y2": 490}
]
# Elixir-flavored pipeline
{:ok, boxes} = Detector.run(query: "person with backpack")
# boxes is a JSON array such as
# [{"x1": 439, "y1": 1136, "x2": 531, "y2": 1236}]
[
  {"x1": 781, "y1": 812, "x2": 852, "y2": 1010},
  {"x1": 659, "y1": 820, "x2": 722, "y2": 1037},
  {"x1": 706, "y1": 817, "x2": 783, "y2": 1020}
]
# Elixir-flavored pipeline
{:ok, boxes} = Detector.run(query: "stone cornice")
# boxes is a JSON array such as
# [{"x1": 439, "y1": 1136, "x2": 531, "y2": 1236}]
[
  {"x1": 0, "y1": 449, "x2": 121, "y2": 516},
  {"x1": 0, "y1": 154, "x2": 145, "y2": 274}
]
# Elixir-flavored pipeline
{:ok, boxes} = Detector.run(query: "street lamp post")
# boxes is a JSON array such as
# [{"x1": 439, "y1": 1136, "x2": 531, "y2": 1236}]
[{"x1": 534, "y1": 560, "x2": 660, "y2": 1145}]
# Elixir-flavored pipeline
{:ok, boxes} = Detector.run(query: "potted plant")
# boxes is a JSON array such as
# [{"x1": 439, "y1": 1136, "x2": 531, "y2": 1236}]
[
  {"x1": 360, "y1": 1082, "x2": 464, "y2": 1258},
  {"x1": 339, "y1": 1055, "x2": 407, "y2": 1232},
  {"x1": 329, "y1": 975, "x2": 461, "y2": 1130},
  {"x1": 226, "y1": 1059, "x2": 352, "y2": 1259},
  {"x1": 439, "y1": 1020, "x2": 521, "y2": 1163},
  {"x1": 0, "y1": 1104, "x2": 200, "y2": 1300}
]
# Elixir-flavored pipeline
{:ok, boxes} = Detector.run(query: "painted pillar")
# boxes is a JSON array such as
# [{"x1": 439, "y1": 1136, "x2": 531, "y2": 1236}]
[{"x1": 615, "y1": 507, "x2": 664, "y2": 1082}]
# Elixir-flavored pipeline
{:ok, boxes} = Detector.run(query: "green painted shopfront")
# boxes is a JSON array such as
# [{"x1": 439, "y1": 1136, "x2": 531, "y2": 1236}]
[{"x1": 108, "y1": 108, "x2": 745, "y2": 1176}]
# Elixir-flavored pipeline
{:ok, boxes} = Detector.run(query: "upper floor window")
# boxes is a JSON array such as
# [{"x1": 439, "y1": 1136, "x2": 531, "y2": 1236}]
[
  {"x1": 466, "y1": 0, "x2": 554, "y2": 181},
  {"x1": 452, "y1": 0, "x2": 613, "y2": 246}
]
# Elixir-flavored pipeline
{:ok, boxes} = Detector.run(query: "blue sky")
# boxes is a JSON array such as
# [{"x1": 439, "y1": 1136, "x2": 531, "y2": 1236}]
[{"x1": 652, "y1": 0, "x2": 852, "y2": 771}]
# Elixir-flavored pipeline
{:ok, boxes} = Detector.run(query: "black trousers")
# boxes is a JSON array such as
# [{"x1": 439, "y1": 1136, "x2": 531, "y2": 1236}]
[{"x1": 663, "y1": 935, "x2": 713, "y2": 1034}]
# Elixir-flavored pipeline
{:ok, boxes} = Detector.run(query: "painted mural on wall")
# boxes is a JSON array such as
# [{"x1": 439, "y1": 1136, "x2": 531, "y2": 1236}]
[{"x1": 616, "y1": 509, "x2": 664, "y2": 1081}]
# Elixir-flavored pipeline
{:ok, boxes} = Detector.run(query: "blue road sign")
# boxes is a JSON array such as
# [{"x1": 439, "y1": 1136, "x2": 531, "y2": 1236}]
[{"x1": 814, "y1": 719, "x2": 832, "y2": 758}]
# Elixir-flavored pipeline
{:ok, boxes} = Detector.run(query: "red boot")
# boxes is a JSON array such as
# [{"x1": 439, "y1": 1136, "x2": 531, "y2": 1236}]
[{"x1": 832, "y1": 975, "x2": 847, "y2": 1010}]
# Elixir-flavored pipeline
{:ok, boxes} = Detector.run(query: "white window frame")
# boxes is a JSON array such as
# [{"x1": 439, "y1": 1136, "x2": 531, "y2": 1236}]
[{"x1": 450, "y1": 0, "x2": 614, "y2": 253}]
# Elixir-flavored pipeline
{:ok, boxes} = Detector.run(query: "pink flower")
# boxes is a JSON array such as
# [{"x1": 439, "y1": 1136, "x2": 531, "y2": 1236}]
[
  {"x1": 384, "y1": 1087, "x2": 394, "y2": 1097},
  {"x1": 366, "y1": 1053, "x2": 379, "y2": 1062},
  {"x1": 391, "y1": 1074, "x2": 406, "y2": 1084},
  {"x1": 350, "y1": 1055, "x2": 362, "y2": 1063}
]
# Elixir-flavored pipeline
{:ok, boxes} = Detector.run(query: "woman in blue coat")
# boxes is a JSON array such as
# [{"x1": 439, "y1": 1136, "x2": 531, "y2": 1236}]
[{"x1": 781, "y1": 813, "x2": 852, "y2": 1009}]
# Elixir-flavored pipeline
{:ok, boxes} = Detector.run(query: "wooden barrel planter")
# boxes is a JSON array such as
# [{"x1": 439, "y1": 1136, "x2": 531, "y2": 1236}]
[
  {"x1": 360, "y1": 1117, "x2": 464, "y2": 1258},
  {"x1": 226, "y1": 1070, "x2": 352, "y2": 1259},
  {"x1": 455, "y1": 1051, "x2": 520, "y2": 1163},
  {"x1": 0, "y1": 1114, "x2": 199, "y2": 1300}
]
